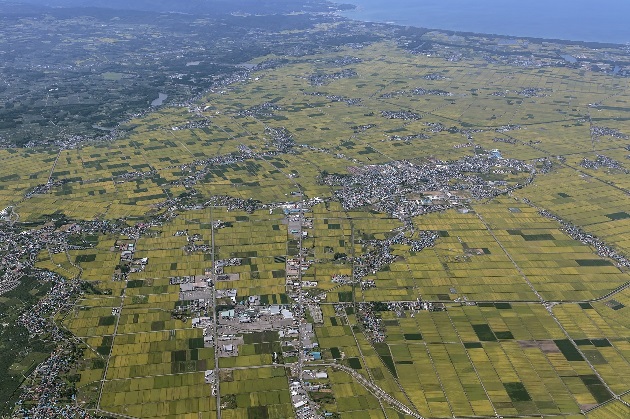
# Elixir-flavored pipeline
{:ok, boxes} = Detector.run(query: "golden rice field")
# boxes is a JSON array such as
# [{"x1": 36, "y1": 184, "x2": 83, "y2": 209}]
[{"x1": 3, "y1": 39, "x2": 625, "y2": 418}]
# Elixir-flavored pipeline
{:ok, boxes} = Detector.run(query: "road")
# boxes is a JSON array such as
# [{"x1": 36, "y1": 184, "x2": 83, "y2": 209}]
[
  {"x1": 210, "y1": 206, "x2": 222, "y2": 419},
  {"x1": 475, "y1": 208, "x2": 630, "y2": 411},
  {"x1": 319, "y1": 363, "x2": 424, "y2": 418},
  {"x1": 96, "y1": 288, "x2": 126, "y2": 411}
]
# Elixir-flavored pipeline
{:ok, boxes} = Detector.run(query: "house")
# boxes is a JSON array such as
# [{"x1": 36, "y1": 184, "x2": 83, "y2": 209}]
[
  {"x1": 281, "y1": 309, "x2": 294, "y2": 319},
  {"x1": 490, "y1": 149, "x2": 502, "y2": 159},
  {"x1": 422, "y1": 191, "x2": 448, "y2": 201},
  {"x1": 180, "y1": 283, "x2": 195, "y2": 292},
  {"x1": 220, "y1": 309, "x2": 235, "y2": 319}
]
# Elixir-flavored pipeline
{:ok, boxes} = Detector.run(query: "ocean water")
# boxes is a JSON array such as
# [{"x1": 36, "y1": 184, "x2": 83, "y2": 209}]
[{"x1": 341, "y1": 0, "x2": 630, "y2": 44}]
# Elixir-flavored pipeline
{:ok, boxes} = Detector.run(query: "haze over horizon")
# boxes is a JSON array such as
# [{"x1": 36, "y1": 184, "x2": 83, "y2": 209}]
[
  {"x1": 6, "y1": 0, "x2": 630, "y2": 43},
  {"x1": 341, "y1": 0, "x2": 630, "y2": 44},
  {"x1": 1, "y1": 0, "x2": 328, "y2": 14}
]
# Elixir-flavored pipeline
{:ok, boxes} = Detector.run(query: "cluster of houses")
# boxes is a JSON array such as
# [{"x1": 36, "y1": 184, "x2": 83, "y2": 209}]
[
  {"x1": 580, "y1": 154, "x2": 627, "y2": 173},
  {"x1": 319, "y1": 150, "x2": 534, "y2": 220},
  {"x1": 113, "y1": 239, "x2": 148, "y2": 279}
]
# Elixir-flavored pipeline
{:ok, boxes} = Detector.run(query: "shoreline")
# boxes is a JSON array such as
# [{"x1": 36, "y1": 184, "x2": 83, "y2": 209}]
[{"x1": 335, "y1": 2, "x2": 629, "y2": 48}]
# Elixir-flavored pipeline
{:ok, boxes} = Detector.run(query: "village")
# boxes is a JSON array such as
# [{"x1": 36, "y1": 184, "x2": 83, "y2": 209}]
[{"x1": 0, "y1": 6, "x2": 629, "y2": 416}]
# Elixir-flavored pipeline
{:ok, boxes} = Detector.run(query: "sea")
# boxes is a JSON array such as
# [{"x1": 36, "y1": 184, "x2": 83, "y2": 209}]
[{"x1": 340, "y1": 0, "x2": 630, "y2": 45}]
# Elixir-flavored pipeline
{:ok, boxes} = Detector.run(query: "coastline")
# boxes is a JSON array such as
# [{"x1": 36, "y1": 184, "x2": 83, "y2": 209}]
[{"x1": 336, "y1": 0, "x2": 630, "y2": 47}]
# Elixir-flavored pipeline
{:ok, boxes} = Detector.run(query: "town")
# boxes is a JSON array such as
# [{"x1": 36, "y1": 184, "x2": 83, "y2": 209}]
[{"x1": 1, "y1": 3, "x2": 630, "y2": 418}]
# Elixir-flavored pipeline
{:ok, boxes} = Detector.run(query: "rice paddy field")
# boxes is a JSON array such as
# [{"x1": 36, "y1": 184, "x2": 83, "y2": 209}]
[{"x1": 2, "y1": 39, "x2": 629, "y2": 418}]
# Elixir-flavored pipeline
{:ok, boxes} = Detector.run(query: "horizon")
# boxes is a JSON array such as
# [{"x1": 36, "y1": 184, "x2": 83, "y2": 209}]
[{"x1": 342, "y1": 0, "x2": 630, "y2": 44}]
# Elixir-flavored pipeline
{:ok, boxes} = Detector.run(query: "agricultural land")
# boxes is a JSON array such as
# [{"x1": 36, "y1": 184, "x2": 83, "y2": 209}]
[{"x1": 1, "y1": 2, "x2": 630, "y2": 419}]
